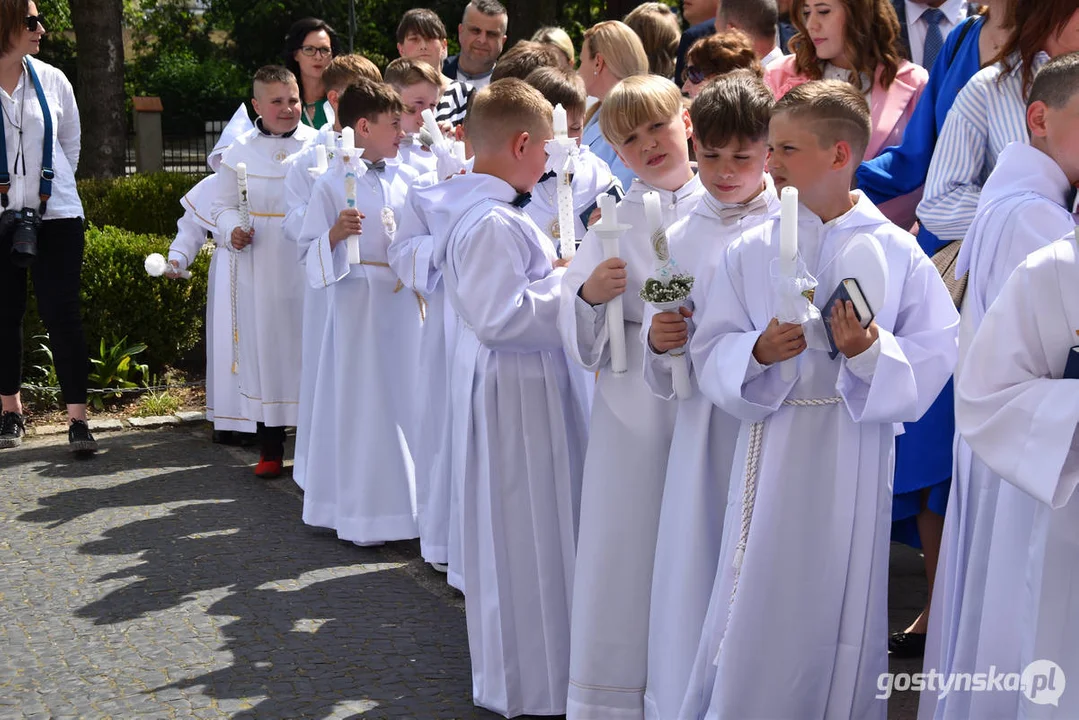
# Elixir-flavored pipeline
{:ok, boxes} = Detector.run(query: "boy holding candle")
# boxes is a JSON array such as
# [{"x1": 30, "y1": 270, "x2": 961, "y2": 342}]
[
  {"x1": 384, "y1": 58, "x2": 441, "y2": 174},
  {"x1": 211, "y1": 65, "x2": 317, "y2": 478},
  {"x1": 298, "y1": 78, "x2": 423, "y2": 545},
  {"x1": 639, "y1": 70, "x2": 780, "y2": 720},
  {"x1": 430, "y1": 78, "x2": 587, "y2": 717},
  {"x1": 556, "y1": 74, "x2": 703, "y2": 720},
  {"x1": 282, "y1": 54, "x2": 382, "y2": 490},
  {"x1": 683, "y1": 79, "x2": 959, "y2": 719}
]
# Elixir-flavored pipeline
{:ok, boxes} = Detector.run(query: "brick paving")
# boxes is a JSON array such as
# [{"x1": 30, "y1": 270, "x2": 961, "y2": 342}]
[{"x1": 0, "y1": 424, "x2": 929, "y2": 719}]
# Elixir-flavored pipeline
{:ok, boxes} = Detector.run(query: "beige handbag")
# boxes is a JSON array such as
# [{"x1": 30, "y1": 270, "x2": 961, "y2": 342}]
[{"x1": 931, "y1": 239, "x2": 967, "y2": 308}]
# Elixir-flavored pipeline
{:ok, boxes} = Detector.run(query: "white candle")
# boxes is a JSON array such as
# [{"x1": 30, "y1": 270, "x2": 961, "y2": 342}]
[
  {"x1": 591, "y1": 191, "x2": 627, "y2": 374},
  {"x1": 779, "y1": 186, "x2": 799, "y2": 276},
  {"x1": 596, "y1": 192, "x2": 618, "y2": 230},
  {"x1": 421, "y1": 109, "x2": 443, "y2": 147},
  {"x1": 340, "y1": 126, "x2": 355, "y2": 150},
  {"x1": 315, "y1": 144, "x2": 328, "y2": 171},
  {"x1": 235, "y1": 162, "x2": 251, "y2": 233},
  {"x1": 641, "y1": 191, "x2": 672, "y2": 276},
  {"x1": 453, "y1": 141, "x2": 466, "y2": 164},
  {"x1": 552, "y1": 103, "x2": 568, "y2": 137}
]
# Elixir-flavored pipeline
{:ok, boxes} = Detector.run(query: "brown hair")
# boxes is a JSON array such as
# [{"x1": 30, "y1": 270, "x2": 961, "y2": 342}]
[
  {"x1": 526, "y1": 66, "x2": 587, "y2": 117},
  {"x1": 623, "y1": 3, "x2": 681, "y2": 79},
  {"x1": 687, "y1": 29, "x2": 764, "y2": 80},
  {"x1": 321, "y1": 54, "x2": 382, "y2": 92},
  {"x1": 337, "y1": 78, "x2": 405, "y2": 128},
  {"x1": 490, "y1": 40, "x2": 567, "y2": 82},
  {"x1": 719, "y1": 0, "x2": 779, "y2": 40},
  {"x1": 1028, "y1": 51, "x2": 1079, "y2": 110},
  {"x1": 384, "y1": 57, "x2": 443, "y2": 90},
  {"x1": 691, "y1": 70, "x2": 774, "y2": 148},
  {"x1": 993, "y1": 1, "x2": 1079, "y2": 95},
  {"x1": 0, "y1": 0, "x2": 29, "y2": 56},
  {"x1": 396, "y1": 8, "x2": 447, "y2": 43},
  {"x1": 467, "y1": 78, "x2": 553, "y2": 153},
  {"x1": 789, "y1": 0, "x2": 904, "y2": 91},
  {"x1": 773, "y1": 79, "x2": 871, "y2": 159},
  {"x1": 599, "y1": 74, "x2": 683, "y2": 147},
  {"x1": 253, "y1": 65, "x2": 298, "y2": 92}
]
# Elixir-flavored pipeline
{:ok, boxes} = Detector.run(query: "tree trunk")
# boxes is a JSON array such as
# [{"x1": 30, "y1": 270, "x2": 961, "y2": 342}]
[
  {"x1": 507, "y1": 0, "x2": 558, "y2": 46},
  {"x1": 605, "y1": 0, "x2": 639, "y2": 21},
  {"x1": 69, "y1": 0, "x2": 126, "y2": 179}
]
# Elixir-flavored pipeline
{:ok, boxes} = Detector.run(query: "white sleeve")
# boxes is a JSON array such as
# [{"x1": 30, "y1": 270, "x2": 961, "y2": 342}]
[
  {"x1": 55, "y1": 71, "x2": 81, "y2": 173},
  {"x1": 557, "y1": 226, "x2": 610, "y2": 371},
  {"x1": 167, "y1": 210, "x2": 207, "y2": 270}
]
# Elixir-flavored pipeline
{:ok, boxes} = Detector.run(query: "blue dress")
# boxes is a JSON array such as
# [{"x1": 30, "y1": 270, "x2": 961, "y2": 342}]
[
  {"x1": 855, "y1": 16, "x2": 984, "y2": 547},
  {"x1": 582, "y1": 112, "x2": 635, "y2": 192}
]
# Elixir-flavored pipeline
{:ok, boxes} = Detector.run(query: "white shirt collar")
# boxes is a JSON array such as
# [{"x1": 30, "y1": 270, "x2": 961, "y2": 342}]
[{"x1": 905, "y1": 0, "x2": 966, "y2": 26}]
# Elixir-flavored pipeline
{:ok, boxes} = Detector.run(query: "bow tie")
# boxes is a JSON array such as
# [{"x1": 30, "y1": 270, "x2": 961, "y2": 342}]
[
  {"x1": 538, "y1": 170, "x2": 557, "y2": 183},
  {"x1": 707, "y1": 192, "x2": 771, "y2": 224},
  {"x1": 512, "y1": 192, "x2": 532, "y2": 208},
  {"x1": 365, "y1": 159, "x2": 386, "y2": 172}
]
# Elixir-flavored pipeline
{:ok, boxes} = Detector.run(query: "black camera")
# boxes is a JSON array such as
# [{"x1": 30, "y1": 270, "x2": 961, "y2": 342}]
[{"x1": 0, "y1": 206, "x2": 42, "y2": 268}]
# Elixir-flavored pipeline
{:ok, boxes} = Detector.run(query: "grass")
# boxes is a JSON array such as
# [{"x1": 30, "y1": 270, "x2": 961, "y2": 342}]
[{"x1": 134, "y1": 389, "x2": 182, "y2": 417}]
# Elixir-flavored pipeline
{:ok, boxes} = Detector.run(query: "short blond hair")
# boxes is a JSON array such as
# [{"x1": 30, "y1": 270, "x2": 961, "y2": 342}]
[
  {"x1": 467, "y1": 78, "x2": 553, "y2": 154},
  {"x1": 384, "y1": 57, "x2": 443, "y2": 90},
  {"x1": 322, "y1": 54, "x2": 382, "y2": 91},
  {"x1": 583, "y1": 21, "x2": 649, "y2": 82},
  {"x1": 599, "y1": 74, "x2": 683, "y2": 147},
  {"x1": 773, "y1": 79, "x2": 871, "y2": 160},
  {"x1": 532, "y1": 26, "x2": 575, "y2": 65}
]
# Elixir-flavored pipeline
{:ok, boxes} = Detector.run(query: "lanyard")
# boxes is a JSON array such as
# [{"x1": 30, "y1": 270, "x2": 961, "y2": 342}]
[{"x1": 0, "y1": 58, "x2": 53, "y2": 212}]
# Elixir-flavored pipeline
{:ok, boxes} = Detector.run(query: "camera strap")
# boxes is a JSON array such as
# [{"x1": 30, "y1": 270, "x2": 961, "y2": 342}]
[{"x1": 0, "y1": 57, "x2": 53, "y2": 214}]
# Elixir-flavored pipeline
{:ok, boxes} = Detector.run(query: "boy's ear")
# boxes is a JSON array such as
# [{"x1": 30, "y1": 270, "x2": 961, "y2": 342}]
[
  {"x1": 326, "y1": 89, "x2": 341, "y2": 111},
  {"x1": 832, "y1": 139, "x2": 853, "y2": 171},
  {"x1": 512, "y1": 130, "x2": 530, "y2": 158},
  {"x1": 356, "y1": 117, "x2": 371, "y2": 138},
  {"x1": 1027, "y1": 100, "x2": 1049, "y2": 139},
  {"x1": 682, "y1": 107, "x2": 693, "y2": 139},
  {"x1": 250, "y1": 97, "x2": 262, "y2": 118}
]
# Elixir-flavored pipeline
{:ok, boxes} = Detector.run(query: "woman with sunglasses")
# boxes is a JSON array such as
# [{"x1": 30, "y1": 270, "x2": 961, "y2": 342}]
[
  {"x1": 283, "y1": 17, "x2": 338, "y2": 129},
  {"x1": 0, "y1": 0, "x2": 96, "y2": 454},
  {"x1": 681, "y1": 28, "x2": 763, "y2": 98}
]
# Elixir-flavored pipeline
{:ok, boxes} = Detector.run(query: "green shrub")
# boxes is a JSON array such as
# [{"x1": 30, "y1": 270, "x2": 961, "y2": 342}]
[
  {"x1": 21, "y1": 224, "x2": 211, "y2": 376},
  {"x1": 78, "y1": 172, "x2": 204, "y2": 237}
]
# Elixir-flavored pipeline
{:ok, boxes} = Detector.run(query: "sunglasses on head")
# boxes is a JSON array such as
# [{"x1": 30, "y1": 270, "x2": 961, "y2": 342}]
[
  {"x1": 300, "y1": 45, "x2": 332, "y2": 58},
  {"x1": 24, "y1": 14, "x2": 43, "y2": 31},
  {"x1": 685, "y1": 66, "x2": 708, "y2": 85}
]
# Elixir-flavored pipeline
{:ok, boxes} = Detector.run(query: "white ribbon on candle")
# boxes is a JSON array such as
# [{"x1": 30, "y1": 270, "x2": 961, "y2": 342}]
[
  {"x1": 592, "y1": 192, "x2": 628, "y2": 374},
  {"x1": 545, "y1": 103, "x2": 580, "y2": 260}
]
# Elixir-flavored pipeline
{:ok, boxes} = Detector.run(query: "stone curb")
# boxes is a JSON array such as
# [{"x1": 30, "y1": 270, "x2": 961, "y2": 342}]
[{"x1": 28, "y1": 411, "x2": 207, "y2": 436}]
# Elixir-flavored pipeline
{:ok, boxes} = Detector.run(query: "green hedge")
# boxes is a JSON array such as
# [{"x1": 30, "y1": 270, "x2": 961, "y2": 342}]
[
  {"x1": 78, "y1": 172, "x2": 205, "y2": 237},
  {"x1": 22, "y1": 224, "x2": 211, "y2": 377}
]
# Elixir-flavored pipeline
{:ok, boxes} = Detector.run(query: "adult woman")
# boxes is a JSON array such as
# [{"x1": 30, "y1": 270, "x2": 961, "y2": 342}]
[
  {"x1": 0, "y1": 0, "x2": 94, "y2": 453},
  {"x1": 283, "y1": 17, "x2": 338, "y2": 129},
  {"x1": 532, "y1": 26, "x2": 575, "y2": 66},
  {"x1": 766, "y1": 0, "x2": 927, "y2": 227},
  {"x1": 681, "y1": 29, "x2": 763, "y2": 98},
  {"x1": 623, "y1": 2, "x2": 681, "y2": 79},
  {"x1": 579, "y1": 20, "x2": 649, "y2": 189}
]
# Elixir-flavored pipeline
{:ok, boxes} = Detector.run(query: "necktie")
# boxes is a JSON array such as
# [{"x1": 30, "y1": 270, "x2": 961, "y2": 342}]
[
  {"x1": 365, "y1": 159, "x2": 386, "y2": 172},
  {"x1": 512, "y1": 192, "x2": 532, "y2": 208},
  {"x1": 922, "y1": 8, "x2": 945, "y2": 70}
]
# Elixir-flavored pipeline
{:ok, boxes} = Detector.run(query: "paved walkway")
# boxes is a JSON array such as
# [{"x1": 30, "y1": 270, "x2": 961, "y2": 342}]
[{"x1": 0, "y1": 425, "x2": 928, "y2": 719}]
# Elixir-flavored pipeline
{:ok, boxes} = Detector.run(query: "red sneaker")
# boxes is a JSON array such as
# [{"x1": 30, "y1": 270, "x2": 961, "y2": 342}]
[{"x1": 254, "y1": 456, "x2": 283, "y2": 479}]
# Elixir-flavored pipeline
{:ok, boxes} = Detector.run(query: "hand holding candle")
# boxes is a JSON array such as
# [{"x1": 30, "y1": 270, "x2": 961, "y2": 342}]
[{"x1": 591, "y1": 192, "x2": 628, "y2": 374}]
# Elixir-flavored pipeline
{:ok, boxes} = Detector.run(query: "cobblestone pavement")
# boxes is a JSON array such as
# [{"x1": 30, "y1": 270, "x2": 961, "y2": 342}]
[{"x1": 0, "y1": 425, "x2": 928, "y2": 719}]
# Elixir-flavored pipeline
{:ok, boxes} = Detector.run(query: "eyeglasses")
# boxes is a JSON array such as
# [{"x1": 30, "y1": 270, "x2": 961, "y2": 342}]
[
  {"x1": 24, "y1": 14, "x2": 44, "y2": 31},
  {"x1": 685, "y1": 65, "x2": 708, "y2": 85},
  {"x1": 299, "y1": 45, "x2": 332, "y2": 58}
]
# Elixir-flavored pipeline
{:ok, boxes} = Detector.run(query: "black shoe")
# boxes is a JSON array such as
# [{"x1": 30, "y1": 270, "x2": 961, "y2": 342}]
[
  {"x1": 68, "y1": 419, "x2": 98, "y2": 456},
  {"x1": 0, "y1": 411, "x2": 25, "y2": 448},
  {"x1": 212, "y1": 430, "x2": 234, "y2": 444},
  {"x1": 888, "y1": 631, "x2": 926, "y2": 658}
]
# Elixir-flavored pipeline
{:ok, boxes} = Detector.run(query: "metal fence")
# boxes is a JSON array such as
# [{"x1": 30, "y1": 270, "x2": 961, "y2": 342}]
[{"x1": 125, "y1": 119, "x2": 230, "y2": 176}]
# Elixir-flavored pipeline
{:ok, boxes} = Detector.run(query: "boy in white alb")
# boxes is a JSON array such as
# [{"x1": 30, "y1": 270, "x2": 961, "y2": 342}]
[
  {"x1": 925, "y1": 52, "x2": 1079, "y2": 720},
  {"x1": 384, "y1": 58, "x2": 440, "y2": 175},
  {"x1": 435, "y1": 79, "x2": 587, "y2": 717},
  {"x1": 685, "y1": 81, "x2": 958, "y2": 719},
  {"x1": 639, "y1": 72, "x2": 779, "y2": 720},
  {"x1": 282, "y1": 54, "x2": 382, "y2": 491},
  {"x1": 299, "y1": 78, "x2": 422, "y2": 545},
  {"x1": 558, "y1": 74, "x2": 700, "y2": 720},
  {"x1": 211, "y1": 66, "x2": 317, "y2": 477}
]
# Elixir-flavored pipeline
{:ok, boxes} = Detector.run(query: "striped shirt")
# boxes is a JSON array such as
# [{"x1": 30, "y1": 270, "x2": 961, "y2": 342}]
[
  {"x1": 435, "y1": 80, "x2": 472, "y2": 126},
  {"x1": 918, "y1": 52, "x2": 1049, "y2": 242}
]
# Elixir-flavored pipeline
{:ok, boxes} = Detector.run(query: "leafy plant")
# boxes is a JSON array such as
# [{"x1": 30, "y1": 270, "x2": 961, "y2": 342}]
[
  {"x1": 25, "y1": 334, "x2": 62, "y2": 411},
  {"x1": 135, "y1": 389, "x2": 181, "y2": 417},
  {"x1": 87, "y1": 336, "x2": 150, "y2": 410}
]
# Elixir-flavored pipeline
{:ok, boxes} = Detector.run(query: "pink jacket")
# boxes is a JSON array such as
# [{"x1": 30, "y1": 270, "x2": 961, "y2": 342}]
[{"x1": 764, "y1": 54, "x2": 929, "y2": 228}]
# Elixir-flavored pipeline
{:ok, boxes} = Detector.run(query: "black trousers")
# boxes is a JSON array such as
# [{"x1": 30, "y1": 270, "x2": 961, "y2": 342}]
[{"x1": 0, "y1": 217, "x2": 89, "y2": 404}]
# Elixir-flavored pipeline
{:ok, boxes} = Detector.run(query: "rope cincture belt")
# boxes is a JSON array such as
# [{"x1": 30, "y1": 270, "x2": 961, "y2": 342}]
[
  {"x1": 359, "y1": 260, "x2": 427, "y2": 322},
  {"x1": 716, "y1": 395, "x2": 844, "y2": 664}
]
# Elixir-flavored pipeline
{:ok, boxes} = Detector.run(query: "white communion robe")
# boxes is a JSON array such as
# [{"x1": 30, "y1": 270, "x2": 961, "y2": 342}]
[
  {"x1": 397, "y1": 135, "x2": 438, "y2": 175},
  {"x1": 641, "y1": 180, "x2": 779, "y2": 720},
  {"x1": 437, "y1": 172, "x2": 588, "y2": 717},
  {"x1": 168, "y1": 174, "x2": 255, "y2": 434},
  {"x1": 212, "y1": 122, "x2": 317, "y2": 427},
  {"x1": 387, "y1": 168, "x2": 461, "y2": 568},
  {"x1": 956, "y1": 232, "x2": 1079, "y2": 720},
  {"x1": 685, "y1": 193, "x2": 958, "y2": 720},
  {"x1": 298, "y1": 155, "x2": 422, "y2": 543},
  {"x1": 921, "y1": 143, "x2": 1079, "y2": 720},
  {"x1": 558, "y1": 176, "x2": 701, "y2": 720},
  {"x1": 283, "y1": 122, "x2": 338, "y2": 490}
]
